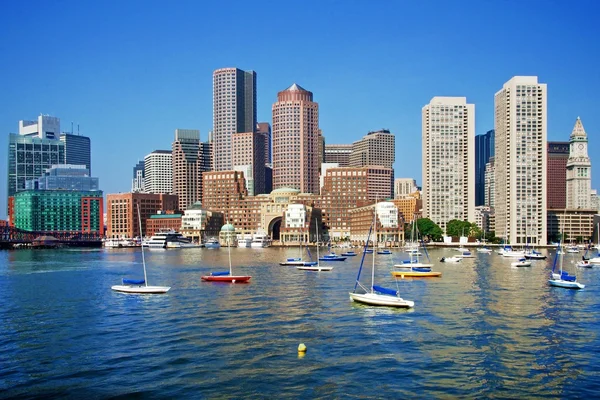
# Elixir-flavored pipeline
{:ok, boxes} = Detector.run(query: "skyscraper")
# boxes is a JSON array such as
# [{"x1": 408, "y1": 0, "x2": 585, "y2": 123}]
[
  {"x1": 144, "y1": 150, "x2": 172, "y2": 194},
  {"x1": 132, "y1": 160, "x2": 145, "y2": 193},
  {"x1": 272, "y1": 83, "x2": 319, "y2": 194},
  {"x1": 172, "y1": 129, "x2": 203, "y2": 211},
  {"x1": 256, "y1": 122, "x2": 271, "y2": 165},
  {"x1": 547, "y1": 141, "x2": 569, "y2": 209},
  {"x1": 349, "y1": 129, "x2": 395, "y2": 168},
  {"x1": 8, "y1": 116, "x2": 65, "y2": 199},
  {"x1": 60, "y1": 133, "x2": 91, "y2": 174},
  {"x1": 212, "y1": 68, "x2": 257, "y2": 171},
  {"x1": 475, "y1": 130, "x2": 494, "y2": 206},
  {"x1": 566, "y1": 117, "x2": 592, "y2": 209},
  {"x1": 494, "y1": 76, "x2": 547, "y2": 245},
  {"x1": 422, "y1": 97, "x2": 475, "y2": 233}
]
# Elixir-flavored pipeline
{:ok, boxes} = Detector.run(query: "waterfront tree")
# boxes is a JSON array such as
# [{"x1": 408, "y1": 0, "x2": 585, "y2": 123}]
[{"x1": 416, "y1": 218, "x2": 443, "y2": 242}]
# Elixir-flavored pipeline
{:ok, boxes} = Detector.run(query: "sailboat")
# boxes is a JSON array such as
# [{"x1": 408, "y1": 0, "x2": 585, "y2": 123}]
[
  {"x1": 112, "y1": 204, "x2": 171, "y2": 294},
  {"x1": 349, "y1": 206, "x2": 414, "y2": 308},
  {"x1": 201, "y1": 234, "x2": 251, "y2": 283},
  {"x1": 549, "y1": 240, "x2": 585, "y2": 289},
  {"x1": 280, "y1": 231, "x2": 318, "y2": 266},
  {"x1": 392, "y1": 220, "x2": 441, "y2": 278},
  {"x1": 297, "y1": 220, "x2": 333, "y2": 271}
]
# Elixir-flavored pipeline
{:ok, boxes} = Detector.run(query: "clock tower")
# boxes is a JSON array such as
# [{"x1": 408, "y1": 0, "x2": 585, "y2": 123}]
[{"x1": 566, "y1": 117, "x2": 592, "y2": 209}]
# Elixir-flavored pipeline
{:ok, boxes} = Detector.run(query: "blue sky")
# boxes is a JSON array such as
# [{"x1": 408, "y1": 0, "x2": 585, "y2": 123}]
[{"x1": 1, "y1": 0, "x2": 599, "y2": 219}]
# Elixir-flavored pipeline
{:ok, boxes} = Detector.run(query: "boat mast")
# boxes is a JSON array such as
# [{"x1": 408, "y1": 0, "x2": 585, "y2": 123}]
[
  {"x1": 315, "y1": 219, "x2": 320, "y2": 268},
  {"x1": 227, "y1": 233, "x2": 233, "y2": 275},
  {"x1": 371, "y1": 205, "x2": 377, "y2": 294},
  {"x1": 137, "y1": 203, "x2": 148, "y2": 287}
]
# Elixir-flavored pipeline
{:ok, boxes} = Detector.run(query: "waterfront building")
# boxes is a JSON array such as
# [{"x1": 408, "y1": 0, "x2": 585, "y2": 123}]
[
  {"x1": 144, "y1": 150, "x2": 172, "y2": 194},
  {"x1": 202, "y1": 170, "x2": 248, "y2": 223},
  {"x1": 547, "y1": 209, "x2": 596, "y2": 243},
  {"x1": 318, "y1": 130, "x2": 325, "y2": 169},
  {"x1": 566, "y1": 117, "x2": 592, "y2": 210},
  {"x1": 180, "y1": 202, "x2": 224, "y2": 243},
  {"x1": 475, "y1": 130, "x2": 495, "y2": 206},
  {"x1": 146, "y1": 213, "x2": 182, "y2": 236},
  {"x1": 105, "y1": 193, "x2": 178, "y2": 238},
  {"x1": 232, "y1": 131, "x2": 266, "y2": 196},
  {"x1": 256, "y1": 122, "x2": 272, "y2": 165},
  {"x1": 591, "y1": 190, "x2": 599, "y2": 213},
  {"x1": 272, "y1": 83, "x2": 320, "y2": 194},
  {"x1": 324, "y1": 144, "x2": 352, "y2": 167},
  {"x1": 25, "y1": 164, "x2": 98, "y2": 191},
  {"x1": 394, "y1": 178, "x2": 418, "y2": 199},
  {"x1": 474, "y1": 205, "x2": 493, "y2": 233},
  {"x1": 279, "y1": 203, "x2": 322, "y2": 244},
  {"x1": 12, "y1": 190, "x2": 103, "y2": 234},
  {"x1": 172, "y1": 129, "x2": 204, "y2": 211},
  {"x1": 8, "y1": 115, "x2": 65, "y2": 199},
  {"x1": 318, "y1": 166, "x2": 392, "y2": 240},
  {"x1": 213, "y1": 67, "x2": 257, "y2": 171},
  {"x1": 349, "y1": 202, "x2": 404, "y2": 246},
  {"x1": 422, "y1": 96, "x2": 475, "y2": 233},
  {"x1": 547, "y1": 141, "x2": 569, "y2": 209},
  {"x1": 494, "y1": 76, "x2": 547, "y2": 245},
  {"x1": 264, "y1": 164, "x2": 273, "y2": 193},
  {"x1": 484, "y1": 157, "x2": 495, "y2": 208},
  {"x1": 131, "y1": 160, "x2": 145, "y2": 193},
  {"x1": 60, "y1": 133, "x2": 91, "y2": 174},
  {"x1": 391, "y1": 196, "x2": 422, "y2": 224}
]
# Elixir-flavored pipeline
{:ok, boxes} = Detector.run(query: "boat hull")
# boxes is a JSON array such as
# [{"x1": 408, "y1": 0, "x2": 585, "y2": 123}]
[
  {"x1": 201, "y1": 275, "x2": 251, "y2": 283},
  {"x1": 349, "y1": 292, "x2": 414, "y2": 308},
  {"x1": 548, "y1": 279, "x2": 585, "y2": 289},
  {"x1": 391, "y1": 270, "x2": 442, "y2": 278},
  {"x1": 111, "y1": 285, "x2": 171, "y2": 294},
  {"x1": 280, "y1": 261, "x2": 318, "y2": 266},
  {"x1": 296, "y1": 266, "x2": 333, "y2": 271}
]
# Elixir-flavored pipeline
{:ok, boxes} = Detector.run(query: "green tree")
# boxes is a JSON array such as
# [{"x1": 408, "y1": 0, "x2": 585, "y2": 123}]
[
  {"x1": 445, "y1": 219, "x2": 472, "y2": 237},
  {"x1": 416, "y1": 218, "x2": 443, "y2": 242}
]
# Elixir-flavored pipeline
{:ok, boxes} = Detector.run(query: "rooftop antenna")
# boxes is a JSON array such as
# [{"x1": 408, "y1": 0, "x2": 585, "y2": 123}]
[
  {"x1": 77, "y1": 123, "x2": 80, "y2": 135},
  {"x1": 71, "y1": 122, "x2": 74, "y2": 135}
]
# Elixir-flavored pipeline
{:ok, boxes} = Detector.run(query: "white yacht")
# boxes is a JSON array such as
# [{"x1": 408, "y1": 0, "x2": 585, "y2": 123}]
[
  {"x1": 237, "y1": 234, "x2": 253, "y2": 248},
  {"x1": 144, "y1": 230, "x2": 196, "y2": 249},
  {"x1": 251, "y1": 231, "x2": 270, "y2": 248}
]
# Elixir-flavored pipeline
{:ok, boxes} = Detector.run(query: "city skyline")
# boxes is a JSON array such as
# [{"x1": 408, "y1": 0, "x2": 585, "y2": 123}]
[{"x1": 1, "y1": 1, "x2": 599, "y2": 219}]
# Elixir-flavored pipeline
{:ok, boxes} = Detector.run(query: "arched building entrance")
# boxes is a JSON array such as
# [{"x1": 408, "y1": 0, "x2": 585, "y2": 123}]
[{"x1": 268, "y1": 217, "x2": 282, "y2": 241}]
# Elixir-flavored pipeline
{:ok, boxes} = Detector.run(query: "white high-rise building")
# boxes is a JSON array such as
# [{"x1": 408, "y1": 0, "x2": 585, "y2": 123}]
[
  {"x1": 422, "y1": 97, "x2": 475, "y2": 233},
  {"x1": 494, "y1": 76, "x2": 547, "y2": 245},
  {"x1": 212, "y1": 68, "x2": 257, "y2": 171},
  {"x1": 566, "y1": 117, "x2": 592, "y2": 209},
  {"x1": 144, "y1": 150, "x2": 173, "y2": 194},
  {"x1": 394, "y1": 178, "x2": 418, "y2": 198}
]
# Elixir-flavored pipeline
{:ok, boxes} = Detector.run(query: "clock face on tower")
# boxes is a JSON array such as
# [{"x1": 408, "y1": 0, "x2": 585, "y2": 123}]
[{"x1": 578, "y1": 144, "x2": 584, "y2": 150}]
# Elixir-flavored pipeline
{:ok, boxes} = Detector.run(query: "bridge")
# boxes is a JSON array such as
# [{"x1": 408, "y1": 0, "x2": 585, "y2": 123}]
[{"x1": 0, "y1": 225, "x2": 102, "y2": 249}]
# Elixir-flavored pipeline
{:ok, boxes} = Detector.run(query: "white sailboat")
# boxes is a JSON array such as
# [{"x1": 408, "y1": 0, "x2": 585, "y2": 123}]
[
  {"x1": 112, "y1": 204, "x2": 171, "y2": 294},
  {"x1": 297, "y1": 220, "x2": 333, "y2": 271},
  {"x1": 349, "y1": 206, "x2": 414, "y2": 308},
  {"x1": 549, "y1": 241, "x2": 585, "y2": 290}
]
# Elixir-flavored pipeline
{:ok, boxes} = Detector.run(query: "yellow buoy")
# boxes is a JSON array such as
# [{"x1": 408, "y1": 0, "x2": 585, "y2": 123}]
[{"x1": 298, "y1": 343, "x2": 307, "y2": 353}]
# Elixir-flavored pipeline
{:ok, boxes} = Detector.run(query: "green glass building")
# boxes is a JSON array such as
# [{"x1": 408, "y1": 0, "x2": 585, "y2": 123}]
[{"x1": 13, "y1": 190, "x2": 103, "y2": 233}]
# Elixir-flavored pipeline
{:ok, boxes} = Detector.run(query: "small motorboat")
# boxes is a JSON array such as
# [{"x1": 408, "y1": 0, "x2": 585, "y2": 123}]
[
  {"x1": 377, "y1": 249, "x2": 392, "y2": 255},
  {"x1": 511, "y1": 258, "x2": 532, "y2": 267},
  {"x1": 341, "y1": 251, "x2": 357, "y2": 256},
  {"x1": 440, "y1": 256, "x2": 462, "y2": 263},
  {"x1": 319, "y1": 253, "x2": 347, "y2": 261}
]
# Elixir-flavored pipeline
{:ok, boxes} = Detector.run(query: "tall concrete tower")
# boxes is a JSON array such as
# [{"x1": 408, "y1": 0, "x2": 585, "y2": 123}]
[
  {"x1": 566, "y1": 117, "x2": 592, "y2": 209},
  {"x1": 212, "y1": 68, "x2": 257, "y2": 171},
  {"x1": 272, "y1": 83, "x2": 319, "y2": 194},
  {"x1": 494, "y1": 76, "x2": 547, "y2": 245},
  {"x1": 422, "y1": 96, "x2": 475, "y2": 233}
]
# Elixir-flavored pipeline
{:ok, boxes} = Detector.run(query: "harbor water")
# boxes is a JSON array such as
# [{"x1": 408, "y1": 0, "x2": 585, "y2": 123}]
[{"x1": 1, "y1": 246, "x2": 600, "y2": 399}]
